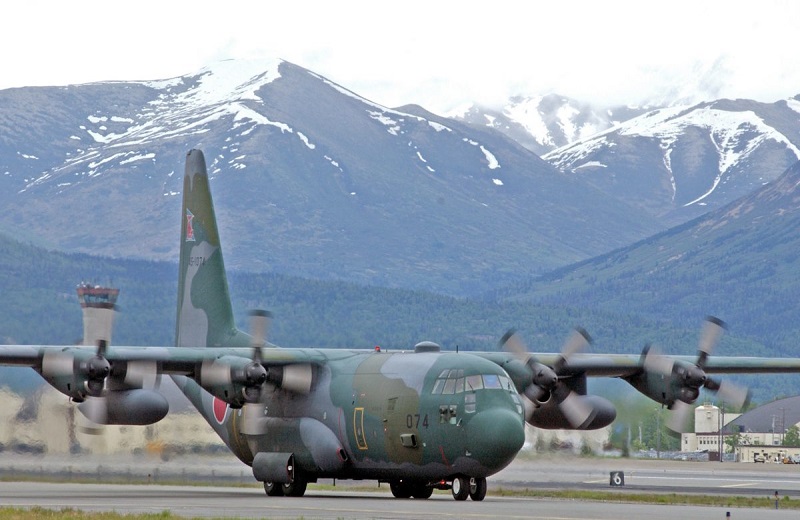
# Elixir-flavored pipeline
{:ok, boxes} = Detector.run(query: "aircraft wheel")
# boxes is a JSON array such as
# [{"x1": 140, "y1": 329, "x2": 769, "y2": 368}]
[
  {"x1": 469, "y1": 477, "x2": 487, "y2": 501},
  {"x1": 451, "y1": 476, "x2": 469, "y2": 501},
  {"x1": 411, "y1": 483, "x2": 433, "y2": 499},
  {"x1": 390, "y1": 481, "x2": 412, "y2": 498},
  {"x1": 281, "y1": 476, "x2": 307, "y2": 497},
  {"x1": 264, "y1": 481, "x2": 284, "y2": 496}
]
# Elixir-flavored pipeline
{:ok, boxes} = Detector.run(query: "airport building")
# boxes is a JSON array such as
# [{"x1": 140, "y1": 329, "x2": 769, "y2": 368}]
[{"x1": 681, "y1": 398, "x2": 800, "y2": 462}]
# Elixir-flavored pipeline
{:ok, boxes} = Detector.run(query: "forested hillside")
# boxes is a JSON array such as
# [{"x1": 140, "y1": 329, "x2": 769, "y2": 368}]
[
  {"x1": 492, "y1": 161, "x2": 800, "y2": 360},
  {"x1": 1, "y1": 232, "x2": 794, "y2": 402}
]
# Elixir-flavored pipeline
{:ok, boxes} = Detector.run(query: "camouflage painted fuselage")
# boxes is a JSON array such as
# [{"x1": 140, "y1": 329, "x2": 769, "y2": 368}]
[{"x1": 175, "y1": 348, "x2": 526, "y2": 482}]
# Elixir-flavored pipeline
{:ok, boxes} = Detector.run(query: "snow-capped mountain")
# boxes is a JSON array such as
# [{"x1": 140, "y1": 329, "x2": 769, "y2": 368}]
[
  {"x1": 450, "y1": 94, "x2": 653, "y2": 156},
  {"x1": 543, "y1": 98, "x2": 800, "y2": 224},
  {"x1": 0, "y1": 59, "x2": 663, "y2": 296}
]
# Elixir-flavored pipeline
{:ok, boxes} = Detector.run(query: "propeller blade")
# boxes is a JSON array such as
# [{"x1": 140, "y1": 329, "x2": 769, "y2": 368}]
[
  {"x1": 240, "y1": 402, "x2": 268, "y2": 435},
  {"x1": 520, "y1": 394, "x2": 537, "y2": 421},
  {"x1": 524, "y1": 382, "x2": 548, "y2": 404},
  {"x1": 642, "y1": 346, "x2": 675, "y2": 376},
  {"x1": 697, "y1": 316, "x2": 726, "y2": 368},
  {"x1": 499, "y1": 329, "x2": 528, "y2": 359},
  {"x1": 249, "y1": 310, "x2": 272, "y2": 366},
  {"x1": 715, "y1": 380, "x2": 751, "y2": 410},
  {"x1": 558, "y1": 391, "x2": 595, "y2": 429},
  {"x1": 124, "y1": 360, "x2": 160, "y2": 389},
  {"x1": 200, "y1": 360, "x2": 231, "y2": 386},
  {"x1": 41, "y1": 351, "x2": 75, "y2": 378},
  {"x1": 249, "y1": 310, "x2": 272, "y2": 347},
  {"x1": 666, "y1": 400, "x2": 693, "y2": 433},
  {"x1": 554, "y1": 328, "x2": 591, "y2": 372},
  {"x1": 77, "y1": 396, "x2": 108, "y2": 435},
  {"x1": 562, "y1": 328, "x2": 591, "y2": 359},
  {"x1": 281, "y1": 364, "x2": 313, "y2": 394}
]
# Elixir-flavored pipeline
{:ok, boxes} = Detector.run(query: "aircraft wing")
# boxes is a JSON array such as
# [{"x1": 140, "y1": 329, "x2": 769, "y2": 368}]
[
  {"x1": 478, "y1": 351, "x2": 800, "y2": 378},
  {"x1": 0, "y1": 344, "x2": 325, "y2": 370},
  {"x1": 6, "y1": 345, "x2": 800, "y2": 376},
  {"x1": 543, "y1": 353, "x2": 800, "y2": 376}
]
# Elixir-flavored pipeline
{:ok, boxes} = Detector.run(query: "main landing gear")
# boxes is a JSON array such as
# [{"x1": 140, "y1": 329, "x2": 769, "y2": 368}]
[
  {"x1": 389, "y1": 476, "x2": 487, "y2": 501},
  {"x1": 451, "y1": 476, "x2": 487, "y2": 501},
  {"x1": 389, "y1": 480, "x2": 433, "y2": 499},
  {"x1": 263, "y1": 475, "x2": 308, "y2": 497}
]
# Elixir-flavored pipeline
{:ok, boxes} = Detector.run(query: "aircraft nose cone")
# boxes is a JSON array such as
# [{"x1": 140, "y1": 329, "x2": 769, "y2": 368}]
[{"x1": 467, "y1": 408, "x2": 525, "y2": 471}]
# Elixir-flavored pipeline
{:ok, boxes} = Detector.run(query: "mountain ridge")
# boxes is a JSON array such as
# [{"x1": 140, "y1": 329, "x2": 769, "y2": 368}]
[{"x1": 0, "y1": 59, "x2": 664, "y2": 295}]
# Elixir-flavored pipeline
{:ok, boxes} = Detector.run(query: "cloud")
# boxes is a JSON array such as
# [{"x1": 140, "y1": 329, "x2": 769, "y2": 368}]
[{"x1": 3, "y1": 0, "x2": 799, "y2": 113}]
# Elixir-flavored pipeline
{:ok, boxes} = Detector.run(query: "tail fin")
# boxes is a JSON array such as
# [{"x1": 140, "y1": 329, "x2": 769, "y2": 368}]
[{"x1": 175, "y1": 149, "x2": 249, "y2": 348}]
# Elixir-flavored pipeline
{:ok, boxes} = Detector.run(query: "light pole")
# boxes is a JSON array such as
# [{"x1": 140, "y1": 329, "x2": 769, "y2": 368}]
[
  {"x1": 718, "y1": 401, "x2": 724, "y2": 463},
  {"x1": 656, "y1": 408, "x2": 661, "y2": 459}
]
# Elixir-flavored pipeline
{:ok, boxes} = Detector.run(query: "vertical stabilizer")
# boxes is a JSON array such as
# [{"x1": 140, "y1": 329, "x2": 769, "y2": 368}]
[{"x1": 175, "y1": 149, "x2": 249, "y2": 348}]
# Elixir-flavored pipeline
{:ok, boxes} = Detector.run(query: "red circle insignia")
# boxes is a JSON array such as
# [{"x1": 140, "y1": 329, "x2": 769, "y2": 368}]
[{"x1": 212, "y1": 397, "x2": 228, "y2": 424}]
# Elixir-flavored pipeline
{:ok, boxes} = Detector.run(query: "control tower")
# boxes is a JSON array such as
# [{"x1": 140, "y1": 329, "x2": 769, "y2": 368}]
[{"x1": 76, "y1": 283, "x2": 119, "y2": 346}]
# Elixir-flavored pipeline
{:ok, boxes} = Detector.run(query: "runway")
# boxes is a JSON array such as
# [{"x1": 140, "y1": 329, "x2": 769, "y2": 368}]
[
  {"x1": 1, "y1": 481, "x2": 797, "y2": 520},
  {"x1": 495, "y1": 455, "x2": 800, "y2": 496},
  {"x1": 4, "y1": 455, "x2": 800, "y2": 518}
]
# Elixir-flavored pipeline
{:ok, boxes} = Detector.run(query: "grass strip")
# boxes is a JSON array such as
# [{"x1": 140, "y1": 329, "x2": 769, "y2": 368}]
[{"x1": 491, "y1": 487, "x2": 797, "y2": 508}]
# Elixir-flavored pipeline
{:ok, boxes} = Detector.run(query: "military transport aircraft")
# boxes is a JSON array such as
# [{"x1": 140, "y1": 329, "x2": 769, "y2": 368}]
[{"x1": 2, "y1": 149, "x2": 800, "y2": 501}]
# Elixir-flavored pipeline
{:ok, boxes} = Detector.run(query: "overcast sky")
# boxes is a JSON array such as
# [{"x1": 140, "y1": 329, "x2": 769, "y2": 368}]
[{"x1": 4, "y1": 0, "x2": 798, "y2": 114}]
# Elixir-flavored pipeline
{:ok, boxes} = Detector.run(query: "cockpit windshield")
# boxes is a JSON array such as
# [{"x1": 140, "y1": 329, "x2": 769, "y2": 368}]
[{"x1": 431, "y1": 369, "x2": 515, "y2": 395}]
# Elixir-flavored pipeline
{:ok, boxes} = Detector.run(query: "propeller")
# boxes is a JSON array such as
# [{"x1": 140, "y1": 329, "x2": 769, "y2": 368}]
[
  {"x1": 78, "y1": 340, "x2": 163, "y2": 433},
  {"x1": 500, "y1": 327, "x2": 595, "y2": 428},
  {"x1": 643, "y1": 316, "x2": 750, "y2": 433},
  {"x1": 76, "y1": 339, "x2": 112, "y2": 435},
  {"x1": 244, "y1": 310, "x2": 270, "y2": 401},
  {"x1": 241, "y1": 310, "x2": 272, "y2": 435}
]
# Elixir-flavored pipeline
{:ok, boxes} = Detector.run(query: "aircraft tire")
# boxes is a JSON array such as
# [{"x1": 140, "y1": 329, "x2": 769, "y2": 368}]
[
  {"x1": 281, "y1": 476, "x2": 307, "y2": 497},
  {"x1": 469, "y1": 477, "x2": 487, "y2": 501},
  {"x1": 263, "y1": 482, "x2": 284, "y2": 496},
  {"x1": 411, "y1": 483, "x2": 433, "y2": 499},
  {"x1": 451, "y1": 476, "x2": 469, "y2": 501},
  {"x1": 390, "y1": 481, "x2": 412, "y2": 498}
]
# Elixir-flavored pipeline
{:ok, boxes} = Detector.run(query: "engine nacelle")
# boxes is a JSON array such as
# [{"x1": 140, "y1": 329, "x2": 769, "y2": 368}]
[
  {"x1": 528, "y1": 395, "x2": 617, "y2": 430},
  {"x1": 625, "y1": 360, "x2": 701, "y2": 407},
  {"x1": 196, "y1": 356, "x2": 267, "y2": 408},
  {"x1": 40, "y1": 348, "x2": 109, "y2": 402},
  {"x1": 77, "y1": 389, "x2": 169, "y2": 425}
]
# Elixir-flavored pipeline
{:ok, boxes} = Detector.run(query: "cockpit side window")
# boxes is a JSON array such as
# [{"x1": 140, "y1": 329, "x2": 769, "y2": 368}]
[
  {"x1": 465, "y1": 393, "x2": 477, "y2": 413},
  {"x1": 499, "y1": 375, "x2": 515, "y2": 392}
]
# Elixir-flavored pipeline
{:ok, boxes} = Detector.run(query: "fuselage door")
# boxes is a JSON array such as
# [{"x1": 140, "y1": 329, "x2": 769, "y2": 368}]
[{"x1": 353, "y1": 407, "x2": 368, "y2": 450}]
